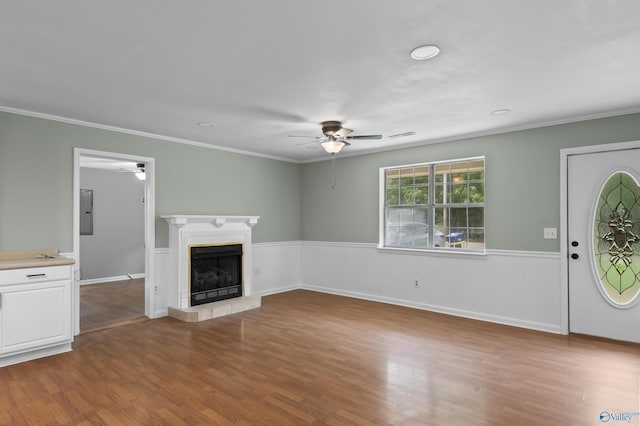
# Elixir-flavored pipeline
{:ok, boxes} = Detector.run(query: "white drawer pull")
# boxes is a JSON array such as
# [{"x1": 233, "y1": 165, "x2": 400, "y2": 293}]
[{"x1": 26, "y1": 273, "x2": 47, "y2": 279}]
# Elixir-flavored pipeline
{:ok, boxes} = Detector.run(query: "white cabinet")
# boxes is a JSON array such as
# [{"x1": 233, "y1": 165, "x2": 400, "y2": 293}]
[{"x1": 0, "y1": 264, "x2": 73, "y2": 367}]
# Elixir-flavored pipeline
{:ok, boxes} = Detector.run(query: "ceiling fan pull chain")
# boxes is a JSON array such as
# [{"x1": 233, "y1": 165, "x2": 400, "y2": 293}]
[{"x1": 331, "y1": 157, "x2": 337, "y2": 190}]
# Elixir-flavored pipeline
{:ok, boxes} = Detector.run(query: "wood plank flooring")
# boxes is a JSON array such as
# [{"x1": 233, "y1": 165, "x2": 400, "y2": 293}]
[
  {"x1": 80, "y1": 279, "x2": 145, "y2": 333},
  {"x1": 2, "y1": 289, "x2": 639, "y2": 425}
]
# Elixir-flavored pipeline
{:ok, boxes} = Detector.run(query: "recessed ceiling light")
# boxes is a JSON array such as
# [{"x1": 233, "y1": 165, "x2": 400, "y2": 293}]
[
  {"x1": 197, "y1": 121, "x2": 215, "y2": 127},
  {"x1": 491, "y1": 109, "x2": 511, "y2": 116},
  {"x1": 410, "y1": 45, "x2": 440, "y2": 60}
]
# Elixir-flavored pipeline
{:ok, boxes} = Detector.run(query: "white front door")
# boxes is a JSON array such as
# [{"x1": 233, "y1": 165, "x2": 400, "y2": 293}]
[{"x1": 568, "y1": 148, "x2": 640, "y2": 343}]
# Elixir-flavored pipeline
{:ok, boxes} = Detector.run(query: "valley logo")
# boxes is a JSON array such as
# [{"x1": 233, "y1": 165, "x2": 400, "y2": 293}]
[{"x1": 599, "y1": 410, "x2": 640, "y2": 423}]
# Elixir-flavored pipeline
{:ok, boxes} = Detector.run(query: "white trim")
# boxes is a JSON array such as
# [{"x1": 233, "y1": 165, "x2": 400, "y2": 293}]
[
  {"x1": 254, "y1": 241, "x2": 301, "y2": 248},
  {"x1": 377, "y1": 246, "x2": 488, "y2": 257},
  {"x1": 560, "y1": 139, "x2": 640, "y2": 335},
  {"x1": 79, "y1": 274, "x2": 145, "y2": 286},
  {"x1": 5, "y1": 105, "x2": 640, "y2": 166},
  {"x1": 300, "y1": 108, "x2": 640, "y2": 163},
  {"x1": 300, "y1": 285, "x2": 562, "y2": 334},
  {"x1": 300, "y1": 240, "x2": 561, "y2": 334},
  {"x1": 73, "y1": 148, "x2": 156, "y2": 334},
  {"x1": 1, "y1": 106, "x2": 296, "y2": 163},
  {"x1": 379, "y1": 157, "x2": 486, "y2": 254},
  {"x1": 153, "y1": 241, "x2": 562, "y2": 333},
  {"x1": 486, "y1": 249, "x2": 561, "y2": 259},
  {"x1": 379, "y1": 168, "x2": 386, "y2": 249},
  {"x1": 0, "y1": 343, "x2": 72, "y2": 368},
  {"x1": 378, "y1": 155, "x2": 486, "y2": 171},
  {"x1": 252, "y1": 284, "x2": 300, "y2": 297},
  {"x1": 299, "y1": 240, "x2": 556, "y2": 260},
  {"x1": 300, "y1": 240, "x2": 377, "y2": 249},
  {"x1": 154, "y1": 308, "x2": 168, "y2": 318}
]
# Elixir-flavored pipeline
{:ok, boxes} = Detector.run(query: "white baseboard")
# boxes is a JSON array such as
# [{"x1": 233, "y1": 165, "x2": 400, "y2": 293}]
[
  {"x1": 249, "y1": 283, "x2": 562, "y2": 334},
  {"x1": 252, "y1": 284, "x2": 300, "y2": 297},
  {"x1": 152, "y1": 308, "x2": 168, "y2": 319},
  {"x1": 80, "y1": 273, "x2": 145, "y2": 286},
  {"x1": 300, "y1": 241, "x2": 563, "y2": 335},
  {"x1": 299, "y1": 285, "x2": 562, "y2": 334},
  {"x1": 152, "y1": 241, "x2": 564, "y2": 336}
]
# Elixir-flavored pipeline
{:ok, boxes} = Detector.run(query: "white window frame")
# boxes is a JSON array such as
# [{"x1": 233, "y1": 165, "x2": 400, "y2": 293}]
[{"x1": 378, "y1": 156, "x2": 486, "y2": 254}]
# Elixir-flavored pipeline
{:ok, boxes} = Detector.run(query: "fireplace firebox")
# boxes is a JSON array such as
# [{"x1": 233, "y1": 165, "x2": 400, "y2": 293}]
[{"x1": 189, "y1": 244, "x2": 243, "y2": 306}]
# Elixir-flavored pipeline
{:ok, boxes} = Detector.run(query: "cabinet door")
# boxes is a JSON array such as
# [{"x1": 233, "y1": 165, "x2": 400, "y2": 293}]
[{"x1": 0, "y1": 280, "x2": 72, "y2": 354}]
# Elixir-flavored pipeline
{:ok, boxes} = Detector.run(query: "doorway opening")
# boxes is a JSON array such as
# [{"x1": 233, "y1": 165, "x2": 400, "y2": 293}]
[{"x1": 73, "y1": 148, "x2": 155, "y2": 335}]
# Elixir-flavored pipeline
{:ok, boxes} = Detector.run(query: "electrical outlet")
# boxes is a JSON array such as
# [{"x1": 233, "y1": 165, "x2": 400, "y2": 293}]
[
  {"x1": 414, "y1": 280, "x2": 419, "y2": 288},
  {"x1": 543, "y1": 227, "x2": 557, "y2": 239}
]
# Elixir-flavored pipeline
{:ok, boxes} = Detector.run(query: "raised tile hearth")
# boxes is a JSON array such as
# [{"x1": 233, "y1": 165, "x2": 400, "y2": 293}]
[{"x1": 168, "y1": 295, "x2": 262, "y2": 322}]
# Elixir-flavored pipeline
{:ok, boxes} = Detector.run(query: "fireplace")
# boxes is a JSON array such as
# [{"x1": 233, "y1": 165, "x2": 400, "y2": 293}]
[
  {"x1": 162, "y1": 215, "x2": 261, "y2": 322},
  {"x1": 190, "y1": 244, "x2": 243, "y2": 306}
]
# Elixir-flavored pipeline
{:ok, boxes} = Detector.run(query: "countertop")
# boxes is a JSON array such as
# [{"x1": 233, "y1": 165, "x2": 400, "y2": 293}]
[{"x1": 0, "y1": 249, "x2": 75, "y2": 270}]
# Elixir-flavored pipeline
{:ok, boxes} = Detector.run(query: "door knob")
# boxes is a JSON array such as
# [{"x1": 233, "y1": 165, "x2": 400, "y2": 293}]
[
  {"x1": 571, "y1": 241, "x2": 579, "y2": 247},
  {"x1": 571, "y1": 253, "x2": 579, "y2": 260}
]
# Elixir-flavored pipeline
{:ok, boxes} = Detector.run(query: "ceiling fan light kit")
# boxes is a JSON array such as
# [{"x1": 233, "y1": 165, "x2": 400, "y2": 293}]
[
  {"x1": 321, "y1": 139, "x2": 347, "y2": 155},
  {"x1": 290, "y1": 120, "x2": 383, "y2": 156}
]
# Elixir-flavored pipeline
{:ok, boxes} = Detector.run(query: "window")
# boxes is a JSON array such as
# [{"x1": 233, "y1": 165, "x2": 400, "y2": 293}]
[{"x1": 381, "y1": 157, "x2": 485, "y2": 252}]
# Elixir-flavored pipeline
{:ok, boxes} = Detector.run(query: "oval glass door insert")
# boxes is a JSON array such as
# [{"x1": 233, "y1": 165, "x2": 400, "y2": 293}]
[{"x1": 594, "y1": 171, "x2": 640, "y2": 306}]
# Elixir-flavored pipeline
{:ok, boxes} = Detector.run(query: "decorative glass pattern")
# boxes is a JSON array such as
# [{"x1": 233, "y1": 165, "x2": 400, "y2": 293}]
[{"x1": 594, "y1": 172, "x2": 640, "y2": 305}]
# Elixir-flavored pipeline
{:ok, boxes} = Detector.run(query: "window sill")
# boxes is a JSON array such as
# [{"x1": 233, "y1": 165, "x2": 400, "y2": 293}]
[{"x1": 377, "y1": 245, "x2": 487, "y2": 257}]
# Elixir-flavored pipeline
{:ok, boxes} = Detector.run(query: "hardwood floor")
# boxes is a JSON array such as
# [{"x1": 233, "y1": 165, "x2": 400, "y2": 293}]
[
  {"x1": 80, "y1": 279, "x2": 146, "y2": 334},
  {"x1": 2, "y1": 289, "x2": 639, "y2": 425}
]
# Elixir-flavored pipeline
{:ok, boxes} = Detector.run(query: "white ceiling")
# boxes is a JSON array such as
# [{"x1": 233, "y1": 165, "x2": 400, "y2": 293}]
[{"x1": 2, "y1": 1, "x2": 640, "y2": 163}]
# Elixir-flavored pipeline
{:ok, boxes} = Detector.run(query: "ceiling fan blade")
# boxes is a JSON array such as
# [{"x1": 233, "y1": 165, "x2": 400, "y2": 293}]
[
  {"x1": 288, "y1": 135, "x2": 319, "y2": 139},
  {"x1": 233, "y1": 106, "x2": 309, "y2": 124},
  {"x1": 294, "y1": 136, "x2": 327, "y2": 147},
  {"x1": 334, "y1": 127, "x2": 353, "y2": 137},
  {"x1": 345, "y1": 134, "x2": 383, "y2": 140},
  {"x1": 294, "y1": 141, "x2": 317, "y2": 147}
]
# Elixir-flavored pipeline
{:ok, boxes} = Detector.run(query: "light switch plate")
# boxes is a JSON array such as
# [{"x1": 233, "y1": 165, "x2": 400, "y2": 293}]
[{"x1": 543, "y1": 228, "x2": 557, "y2": 239}]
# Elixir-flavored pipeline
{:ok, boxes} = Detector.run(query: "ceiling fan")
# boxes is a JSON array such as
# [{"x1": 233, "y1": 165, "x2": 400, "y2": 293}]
[{"x1": 289, "y1": 121, "x2": 383, "y2": 155}]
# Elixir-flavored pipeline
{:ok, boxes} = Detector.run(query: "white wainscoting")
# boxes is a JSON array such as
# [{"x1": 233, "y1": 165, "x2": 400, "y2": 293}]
[
  {"x1": 153, "y1": 248, "x2": 170, "y2": 318},
  {"x1": 153, "y1": 242, "x2": 302, "y2": 317},
  {"x1": 79, "y1": 273, "x2": 145, "y2": 286},
  {"x1": 153, "y1": 242, "x2": 562, "y2": 334},
  {"x1": 300, "y1": 242, "x2": 563, "y2": 334},
  {"x1": 251, "y1": 241, "x2": 302, "y2": 296}
]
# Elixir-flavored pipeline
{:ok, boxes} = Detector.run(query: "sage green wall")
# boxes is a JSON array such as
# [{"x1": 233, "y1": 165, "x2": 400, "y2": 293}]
[
  {"x1": 301, "y1": 113, "x2": 640, "y2": 251},
  {"x1": 0, "y1": 112, "x2": 302, "y2": 251},
  {"x1": 4, "y1": 111, "x2": 640, "y2": 253}
]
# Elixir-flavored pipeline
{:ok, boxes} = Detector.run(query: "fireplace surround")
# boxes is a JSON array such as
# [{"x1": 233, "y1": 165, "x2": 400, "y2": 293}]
[{"x1": 162, "y1": 215, "x2": 261, "y2": 321}]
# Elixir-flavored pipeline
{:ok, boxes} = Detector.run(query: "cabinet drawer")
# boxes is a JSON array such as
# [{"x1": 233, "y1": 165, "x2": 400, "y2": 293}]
[{"x1": 0, "y1": 265, "x2": 71, "y2": 285}]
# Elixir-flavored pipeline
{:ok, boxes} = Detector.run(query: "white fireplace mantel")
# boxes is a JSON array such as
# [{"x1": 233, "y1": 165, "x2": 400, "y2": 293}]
[
  {"x1": 162, "y1": 215, "x2": 260, "y2": 311},
  {"x1": 162, "y1": 215, "x2": 259, "y2": 229}
]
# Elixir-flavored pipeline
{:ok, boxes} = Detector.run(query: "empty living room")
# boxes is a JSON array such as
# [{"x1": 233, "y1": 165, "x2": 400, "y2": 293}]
[{"x1": 1, "y1": 1, "x2": 640, "y2": 425}]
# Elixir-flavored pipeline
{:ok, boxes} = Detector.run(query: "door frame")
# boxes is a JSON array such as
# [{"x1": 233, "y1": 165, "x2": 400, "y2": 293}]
[
  {"x1": 72, "y1": 148, "x2": 156, "y2": 336},
  {"x1": 560, "y1": 139, "x2": 640, "y2": 335}
]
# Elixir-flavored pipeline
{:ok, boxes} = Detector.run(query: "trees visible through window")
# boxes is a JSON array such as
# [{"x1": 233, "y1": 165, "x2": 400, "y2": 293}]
[{"x1": 381, "y1": 157, "x2": 485, "y2": 251}]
